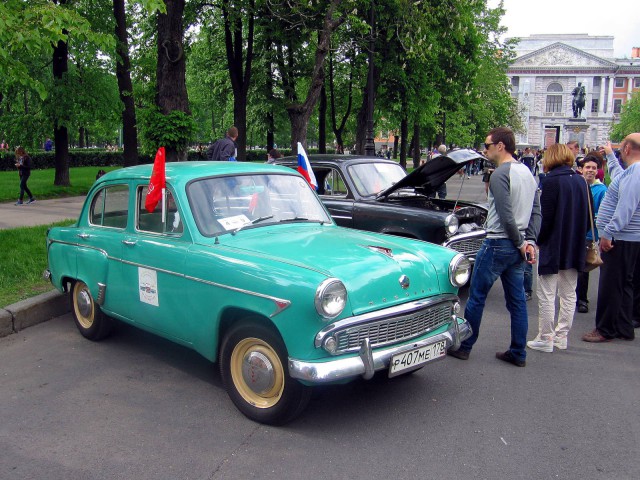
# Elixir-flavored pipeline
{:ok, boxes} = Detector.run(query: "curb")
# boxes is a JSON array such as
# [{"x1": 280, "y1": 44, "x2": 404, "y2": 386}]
[{"x1": 0, "y1": 290, "x2": 70, "y2": 338}]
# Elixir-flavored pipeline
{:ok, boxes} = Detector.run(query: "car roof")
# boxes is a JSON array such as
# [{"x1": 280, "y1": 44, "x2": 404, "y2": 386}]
[
  {"x1": 96, "y1": 161, "x2": 297, "y2": 185},
  {"x1": 279, "y1": 154, "x2": 399, "y2": 166}
]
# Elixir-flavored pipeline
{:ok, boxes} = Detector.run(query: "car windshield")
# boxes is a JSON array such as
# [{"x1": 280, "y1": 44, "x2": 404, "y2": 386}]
[
  {"x1": 187, "y1": 173, "x2": 332, "y2": 236},
  {"x1": 347, "y1": 162, "x2": 406, "y2": 196}
]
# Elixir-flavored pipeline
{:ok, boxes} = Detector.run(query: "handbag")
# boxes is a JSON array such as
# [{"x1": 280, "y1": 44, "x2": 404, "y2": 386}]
[{"x1": 584, "y1": 181, "x2": 603, "y2": 272}]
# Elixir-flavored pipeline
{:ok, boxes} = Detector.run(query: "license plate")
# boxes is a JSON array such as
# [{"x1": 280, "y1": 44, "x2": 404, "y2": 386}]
[{"x1": 389, "y1": 340, "x2": 446, "y2": 377}]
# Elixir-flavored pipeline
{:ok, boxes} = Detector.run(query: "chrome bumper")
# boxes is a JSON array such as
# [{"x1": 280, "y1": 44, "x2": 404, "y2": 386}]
[{"x1": 288, "y1": 317, "x2": 472, "y2": 384}]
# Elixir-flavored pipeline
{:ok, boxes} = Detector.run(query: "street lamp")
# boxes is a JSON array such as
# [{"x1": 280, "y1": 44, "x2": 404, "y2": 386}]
[{"x1": 364, "y1": 1, "x2": 376, "y2": 157}]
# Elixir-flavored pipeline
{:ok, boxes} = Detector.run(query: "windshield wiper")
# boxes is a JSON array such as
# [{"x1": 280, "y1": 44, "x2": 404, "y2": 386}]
[
  {"x1": 280, "y1": 217, "x2": 326, "y2": 225},
  {"x1": 232, "y1": 215, "x2": 274, "y2": 235}
]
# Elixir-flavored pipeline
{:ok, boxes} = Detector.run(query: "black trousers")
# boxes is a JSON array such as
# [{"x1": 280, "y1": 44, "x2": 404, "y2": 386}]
[
  {"x1": 576, "y1": 239, "x2": 590, "y2": 304},
  {"x1": 19, "y1": 175, "x2": 33, "y2": 201},
  {"x1": 595, "y1": 240, "x2": 640, "y2": 339}
]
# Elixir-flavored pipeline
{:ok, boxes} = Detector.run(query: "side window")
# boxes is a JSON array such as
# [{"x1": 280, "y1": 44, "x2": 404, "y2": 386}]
[
  {"x1": 137, "y1": 186, "x2": 183, "y2": 235},
  {"x1": 89, "y1": 185, "x2": 129, "y2": 229},
  {"x1": 319, "y1": 168, "x2": 348, "y2": 197}
]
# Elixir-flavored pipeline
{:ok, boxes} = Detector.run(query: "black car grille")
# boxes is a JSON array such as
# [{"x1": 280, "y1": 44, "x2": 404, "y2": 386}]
[
  {"x1": 334, "y1": 302, "x2": 452, "y2": 354},
  {"x1": 447, "y1": 237, "x2": 484, "y2": 256}
]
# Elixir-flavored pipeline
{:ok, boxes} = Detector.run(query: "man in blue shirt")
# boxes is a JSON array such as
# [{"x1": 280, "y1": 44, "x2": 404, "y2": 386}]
[{"x1": 583, "y1": 133, "x2": 640, "y2": 342}]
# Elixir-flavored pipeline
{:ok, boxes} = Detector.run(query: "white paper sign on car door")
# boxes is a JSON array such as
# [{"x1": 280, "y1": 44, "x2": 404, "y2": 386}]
[{"x1": 138, "y1": 267, "x2": 159, "y2": 306}]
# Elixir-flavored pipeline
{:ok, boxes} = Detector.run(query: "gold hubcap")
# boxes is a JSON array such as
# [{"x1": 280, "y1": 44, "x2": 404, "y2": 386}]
[
  {"x1": 73, "y1": 282, "x2": 95, "y2": 329},
  {"x1": 230, "y1": 338, "x2": 284, "y2": 409}
]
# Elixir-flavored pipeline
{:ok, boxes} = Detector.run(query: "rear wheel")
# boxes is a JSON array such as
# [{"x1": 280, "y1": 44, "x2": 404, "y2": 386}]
[
  {"x1": 70, "y1": 281, "x2": 112, "y2": 341},
  {"x1": 219, "y1": 321, "x2": 311, "y2": 425}
]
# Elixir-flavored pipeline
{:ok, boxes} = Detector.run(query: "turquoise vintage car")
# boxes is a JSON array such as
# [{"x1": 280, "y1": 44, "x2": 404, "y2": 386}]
[{"x1": 45, "y1": 161, "x2": 472, "y2": 424}]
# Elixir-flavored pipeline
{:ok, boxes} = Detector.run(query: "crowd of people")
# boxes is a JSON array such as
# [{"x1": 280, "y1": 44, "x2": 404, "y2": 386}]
[{"x1": 448, "y1": 127, "x2": 640, "y2": 367}]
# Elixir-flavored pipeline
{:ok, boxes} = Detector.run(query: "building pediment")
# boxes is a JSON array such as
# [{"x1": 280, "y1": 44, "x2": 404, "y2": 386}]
[{"x1": 512, "y1": 43, "x2": 617, "y2": 68}]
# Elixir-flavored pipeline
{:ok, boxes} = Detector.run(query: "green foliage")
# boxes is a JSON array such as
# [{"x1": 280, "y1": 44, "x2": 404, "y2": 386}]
[
  {"x1": 0, "y1": 221, "x2": 77, "y2": 308},
  {"x1": 611, "y1": 91, "x2": 640, "y2": 142},
  {"x1": 138, "y1": 107, "x2": 195, "y2": 153}
]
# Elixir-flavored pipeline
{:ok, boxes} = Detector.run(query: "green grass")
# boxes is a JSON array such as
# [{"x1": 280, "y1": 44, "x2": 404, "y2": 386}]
[
  {"x1": 0, "y1": 221, "x2": 75, "y2": 307},
  {"x1": 0, "y1": 166, "x2": 120, "y2": 203}
]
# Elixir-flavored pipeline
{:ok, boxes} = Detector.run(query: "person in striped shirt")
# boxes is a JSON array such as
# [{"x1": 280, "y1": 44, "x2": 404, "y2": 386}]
[{"x1": 582, "y1": 133, "x2": 640, "y2": 342}]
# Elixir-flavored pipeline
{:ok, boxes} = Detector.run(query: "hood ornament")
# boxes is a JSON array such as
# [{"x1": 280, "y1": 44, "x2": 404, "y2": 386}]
[
  {"x1": 399, "y1": 275, "x2": 410, "y2": 289},
  {"x1": 365, "y1": 245, "x2": 393, "y2": 258}
]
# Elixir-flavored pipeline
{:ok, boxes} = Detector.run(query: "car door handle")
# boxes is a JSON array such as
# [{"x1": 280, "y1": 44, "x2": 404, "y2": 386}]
[
  {"x1": 122, "y1": 240, "x2": 137, "y2": 246},
  {"x1": 77, "y1": 233, "x2": 89, "y2": 240}
]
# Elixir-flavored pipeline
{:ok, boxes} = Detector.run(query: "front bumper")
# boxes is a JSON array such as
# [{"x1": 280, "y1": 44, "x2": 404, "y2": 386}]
[{"x1": 288, "y1": 317, "x2": 471, "y2": 384}]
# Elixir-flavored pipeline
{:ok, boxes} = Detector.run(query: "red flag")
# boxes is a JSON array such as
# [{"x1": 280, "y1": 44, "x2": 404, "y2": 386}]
[{"x1": 145, "y1": 147, "x2": 166, "y2": 213}]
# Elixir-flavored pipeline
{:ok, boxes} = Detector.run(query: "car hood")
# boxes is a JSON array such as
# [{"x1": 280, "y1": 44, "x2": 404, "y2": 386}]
[
  {"x1": 223, "y1": 225, "x2": 456, "y2": 313},
  {"x1": 377, "y1": 148, "x2": 487, "y2": 198}
]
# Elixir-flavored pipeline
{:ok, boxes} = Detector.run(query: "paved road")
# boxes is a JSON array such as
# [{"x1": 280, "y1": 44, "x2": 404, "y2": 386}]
[
  {"x1": 0, "y1": 196, "x2": 86, "y2": 229},
  {"x1": 1, "y1": 275, "x2": 639, "y2": 480}
]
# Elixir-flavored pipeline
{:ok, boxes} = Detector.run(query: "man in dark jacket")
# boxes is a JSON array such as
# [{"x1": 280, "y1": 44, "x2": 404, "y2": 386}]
[{"x1": 206, "y1": 126, "x2": 238, "y2": 161}]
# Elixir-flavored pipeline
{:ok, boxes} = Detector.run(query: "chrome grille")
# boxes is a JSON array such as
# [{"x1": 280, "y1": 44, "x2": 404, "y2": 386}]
[
  {"x1": 334, "y1": 303, "x2": 452, "y2": 354},
  {"x1": 447, "y1": 237, "x2": 484, "y2": 256}
]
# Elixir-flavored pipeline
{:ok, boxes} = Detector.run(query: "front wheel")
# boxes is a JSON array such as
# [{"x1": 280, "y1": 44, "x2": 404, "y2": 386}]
[
  {"x1": 70, "y1": 281, "x2": 112, "y2": 341},
  {"x1": 219, "y1": 321, "x2": 311, "y2": 425}
]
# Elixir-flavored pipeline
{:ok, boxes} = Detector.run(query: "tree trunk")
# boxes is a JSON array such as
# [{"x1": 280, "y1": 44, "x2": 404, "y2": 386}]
[
  {"x1": 78, "y1": 127, "x2": 85, "y2": 148},
  {"x1": 399, "y1": 116, "x2": 408, "y2": 169},
  {"x1": 393, "y1": 135, "x2": 399, "y2": 159},
  {"x1": 156, "y1": 0, "x2": 189, "y2": 162},
  {"x1": 318, "y1": 84, "x2": 327, "y2": 153},
  {"x1": 52, "y1": 6, "x2": 70, "y2": 186},
  {"x1": 114, "y1": 0, "x2": 139, "y2": 166},
  {"x1": 222, "y1": 0, "x2": 255, "y2": 161},
  {"x1": 329, "y1": 50, "x2": 353, "y2": 155},
  {"x1": 412, "y1": 122, "x2": 420, "y2": 169},
  {"x1": 355, "y1": 94, "x2": 367, "y2": 155},
  {"x1": 286, "y1": 0, "x2": 344, "y2": 152}
]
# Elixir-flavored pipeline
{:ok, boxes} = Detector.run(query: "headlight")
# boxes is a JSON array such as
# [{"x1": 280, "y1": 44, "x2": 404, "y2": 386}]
[
  {"x1": 449, "y1": 254, "x2": 471, "y2": 287},
  {"x1": 444, "y1": 214, "x2": 459, "y2": 235},
  {"x1": 315, "y1": 279, "x2": 347, "y2": 319}
]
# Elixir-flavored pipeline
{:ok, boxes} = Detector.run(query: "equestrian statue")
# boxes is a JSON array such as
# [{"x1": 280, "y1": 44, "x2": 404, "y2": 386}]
[{"x1": 572, "y1": 82, "x2": 586, "y2": 118}]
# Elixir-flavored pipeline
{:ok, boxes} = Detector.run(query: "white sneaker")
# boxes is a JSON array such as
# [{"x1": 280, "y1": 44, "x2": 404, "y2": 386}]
[
  {"x1": 527, "y1": 338, "x2": 553, "y2": 352},
  {"x1": 553, "y1": 337, "x2": 568, "y2": 350}
]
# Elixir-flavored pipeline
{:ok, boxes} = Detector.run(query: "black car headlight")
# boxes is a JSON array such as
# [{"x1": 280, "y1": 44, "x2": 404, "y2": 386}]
[
  {"x1": 315, "y1": 279, "x2": 347, "y2": 320},
  {"x1": 449, "y1": 254, "x2": 471, "y2": 287},
  {"x1": 444, "y1": 214, "x2": 459, "y2": 235}
]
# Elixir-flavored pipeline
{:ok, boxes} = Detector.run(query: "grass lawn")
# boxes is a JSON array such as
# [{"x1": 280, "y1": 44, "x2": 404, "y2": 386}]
[
  {"x1": 0, "y1": 221, "x2": 75, "y2": 307},
  {"x1": 0, "y1": 166, "x2": 120, "y2": 203}
]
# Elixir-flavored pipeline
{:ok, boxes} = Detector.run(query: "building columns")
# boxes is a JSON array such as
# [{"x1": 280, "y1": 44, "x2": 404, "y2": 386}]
[{"x1": 598, "y1": 76, "x2": 606, "y2": 114}]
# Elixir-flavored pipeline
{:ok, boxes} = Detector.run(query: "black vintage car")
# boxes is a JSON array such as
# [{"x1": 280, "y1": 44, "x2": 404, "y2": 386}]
[{"x1": 276, "y1": 149, "x2": 488, "y2": 262}]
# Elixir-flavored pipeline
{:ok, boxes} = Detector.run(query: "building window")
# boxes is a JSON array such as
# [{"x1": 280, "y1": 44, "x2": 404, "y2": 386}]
[
  {"x1": 591, "y1": 99, "x2": 599, "y2": 113},
  {"x1": 547, "y1": 82, "x2": 563, "y2": 93},
  {"x1": 545, "y1": 83, "x2": 563, "y2": 113},
  {"x1": 615, "y1": 78, "x2": 624, "y2": 88},
  {"x1": 593, "y1": 77, "x2": 601, "y2": 87},
  {"x1": 635, "y1": 78, "x2": 640, "y2": 88},
  {"x1": 613, "y1": 99, "x2": 622, "y2": 114},
  {"x1": 511, "y1": 77, "x2": 519, "y2": 87},
  {"x1": 546, "y1": 95, "x2": 563, "y2": 113}
]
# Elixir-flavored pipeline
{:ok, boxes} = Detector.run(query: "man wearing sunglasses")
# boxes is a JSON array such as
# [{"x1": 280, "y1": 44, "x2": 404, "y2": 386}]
[{"x1": 449, "y1": 127, "x2": 540, "y2": 367}]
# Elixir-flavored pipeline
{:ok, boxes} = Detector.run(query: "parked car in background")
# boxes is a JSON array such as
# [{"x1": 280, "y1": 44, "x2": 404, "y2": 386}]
[
  {"x1": 275, "y1": 149, "x2": 488, "y2": 265},
  {"x1": 45, "y1": 161, "x2": 472, "y2": 425}
]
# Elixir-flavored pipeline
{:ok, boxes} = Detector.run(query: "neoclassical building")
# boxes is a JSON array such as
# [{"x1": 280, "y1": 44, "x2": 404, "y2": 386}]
[{"x1": 507, "y1": 34, "x2": 640, "y2": 149}]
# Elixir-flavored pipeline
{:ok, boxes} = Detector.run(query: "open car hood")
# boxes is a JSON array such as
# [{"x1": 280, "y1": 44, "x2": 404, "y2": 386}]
[{"x1": 377, "y1": 148, "x2": 488, "y2": 199}]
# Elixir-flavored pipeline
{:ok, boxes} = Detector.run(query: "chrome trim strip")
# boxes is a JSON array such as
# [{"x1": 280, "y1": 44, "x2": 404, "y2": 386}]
[
  {"x1": 97, "y1": 283, "x2": 106, "y2": 306},
  {"x1": 47, "y1": 239, "x2": 291, "y2": 316},
  {"x1": 442, "y1": 230, "x2": 486, "y2": 247},
  {"x1": 315, "y1": 293, "x2": 459, "y2": 348},
  {"x1": 290, "y1": 318, "x2": 472, "y2": 383}
]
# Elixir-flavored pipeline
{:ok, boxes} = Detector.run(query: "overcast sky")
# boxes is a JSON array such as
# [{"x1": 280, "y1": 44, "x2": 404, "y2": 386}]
[{"x1": 488, "y1": 0, "x2": 639, "y2": 58}]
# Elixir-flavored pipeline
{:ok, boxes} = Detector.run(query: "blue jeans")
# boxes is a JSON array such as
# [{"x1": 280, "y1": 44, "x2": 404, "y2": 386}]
[{"x1": 460, "y1": 238, "x2": 528, "y2": 362}]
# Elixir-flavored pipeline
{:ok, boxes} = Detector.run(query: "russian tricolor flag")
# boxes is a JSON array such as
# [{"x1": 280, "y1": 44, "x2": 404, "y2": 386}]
[{"x1": 297, "y1": 142, "x2": 318, "y2": 190}]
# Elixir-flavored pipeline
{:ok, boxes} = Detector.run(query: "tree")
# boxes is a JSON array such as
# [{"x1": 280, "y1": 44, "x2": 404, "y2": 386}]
[{"x1": 612, "y1": 91, "x2": 640, "y2": 141}]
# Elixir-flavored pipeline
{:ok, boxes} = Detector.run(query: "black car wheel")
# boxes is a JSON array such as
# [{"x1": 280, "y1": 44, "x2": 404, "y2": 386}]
[
  {"x1": 70, "y1": 280, "x2": 112, "y2": 341},
  {"x1": 220, "y1": 320, "x2": 311, "y2": 425}
]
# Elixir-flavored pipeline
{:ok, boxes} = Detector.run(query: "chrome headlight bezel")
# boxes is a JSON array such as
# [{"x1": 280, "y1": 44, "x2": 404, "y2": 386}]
[
  {"x1": 315, "y1": 278, "x2": 347, "y2": 320},
  {"x1": 449, "y1": 253, "x2": 471, "y2": 287},
  {"x1": 444, "y1": 214, "x2": 459, "y2": 236}
]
